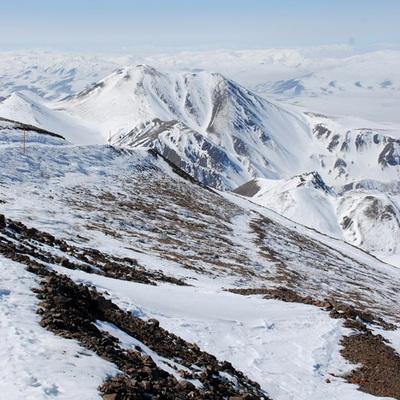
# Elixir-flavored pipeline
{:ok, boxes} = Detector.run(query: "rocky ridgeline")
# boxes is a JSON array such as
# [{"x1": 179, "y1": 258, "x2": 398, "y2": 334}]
[
  {"x1": 1, "y1": 215, "x2": 187, "y2": 286},
  {"x1": 35, "y1": 271, "x2": 268, "y2": 400},
  {"x1": 0, "y1": 214, "x2": 269, "y2": 400}
]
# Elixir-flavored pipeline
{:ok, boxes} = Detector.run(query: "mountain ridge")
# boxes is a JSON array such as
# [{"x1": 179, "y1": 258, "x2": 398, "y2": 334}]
[{"x1": 0, "y1": 64, "x2": 399, "y2": 264}]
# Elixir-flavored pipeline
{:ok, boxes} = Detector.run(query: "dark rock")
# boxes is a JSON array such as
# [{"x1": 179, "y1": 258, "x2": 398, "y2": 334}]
[
  {"x1": 0, "y1": 214, "x2": 6, "y2": 229},
  {"x1": 178, "y1": 380, "x2": 196, "y2": 391},
  {"x1": 148, "y1": 318, "x2": 160, "y2": 327},
  {"x1": 96, "y1": 295, "x2": 115, "y2": 312},
  {"x1": 7, "y1": 221, "x2": 21, "y2": 234},
  {"x1": 139, "y1": 380, "x2": 151, "y2": 391},
  {"x1": 102, "y1": 394, "x2": 118, "y2": 400},
  {"x1": 141, "y1": 354, "x2": 156, "y2": 367}
]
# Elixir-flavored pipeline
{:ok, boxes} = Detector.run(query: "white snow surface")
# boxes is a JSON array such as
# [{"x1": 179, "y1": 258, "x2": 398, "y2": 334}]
[
  {"x1": 54, "y1": 267, "x2": 393, "y2": 400},
  {"x1": 0, "y1": 255, "x2": 118, "y2": 400}
]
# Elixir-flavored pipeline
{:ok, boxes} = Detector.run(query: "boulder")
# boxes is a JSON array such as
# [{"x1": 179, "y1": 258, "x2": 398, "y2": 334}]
[
  {"x1": 0, "y1": 214, "x2": 6, "y2": 229},
  {"x1": 178, "y1": 380, "x2": 196, "y2": 391}
]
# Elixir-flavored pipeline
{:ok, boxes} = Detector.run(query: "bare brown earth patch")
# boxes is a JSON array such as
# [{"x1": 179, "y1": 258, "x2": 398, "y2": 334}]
[
  {"x1": 2, "y1": 217, "x2": 186, "y2": 286},
  {"x1": 341, "y1": 320, "x2": 400, "y2": 399}
]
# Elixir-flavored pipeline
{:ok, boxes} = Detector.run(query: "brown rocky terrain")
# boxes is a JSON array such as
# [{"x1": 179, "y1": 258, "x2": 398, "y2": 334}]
[
  {"x1": 0, "y1": 146, "x2": 399, "y2": 400},
  {"x1": 1, "y1": 213, "x2": 400, "y2": 399},
  {"x1": 0, "y1": 214, "x2": 269, "y2": 399}
]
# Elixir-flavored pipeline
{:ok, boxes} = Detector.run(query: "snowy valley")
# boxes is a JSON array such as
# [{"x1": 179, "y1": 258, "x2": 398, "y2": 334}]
[{"x1": 0, "y1": 48, "x2": 399, "y2": 400}]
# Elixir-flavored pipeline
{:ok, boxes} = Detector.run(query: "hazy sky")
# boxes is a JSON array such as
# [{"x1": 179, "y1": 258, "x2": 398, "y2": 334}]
[{"x1": 2, "y1": 0, "x2": 399, "y2": 51}]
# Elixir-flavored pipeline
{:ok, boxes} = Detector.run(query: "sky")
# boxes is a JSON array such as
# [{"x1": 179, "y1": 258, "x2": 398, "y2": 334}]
[{"x1": 1, "y1": 0, "x2": 399, "y2": 51}]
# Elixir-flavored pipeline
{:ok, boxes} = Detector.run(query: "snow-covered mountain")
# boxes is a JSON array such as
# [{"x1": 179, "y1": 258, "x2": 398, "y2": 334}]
[
  {"x1": 35, "y1": 65, "x2": 398, "y2": 190},
  {"x1": 234, "y1": 172, "x2": 400, "y2": 260},
  {"x1": 56, "y1": 65, "x2": 322, "y2": 189},
  {"x1": 234, "y1": 172, "x2": 342, "y2": 237},
  {"x1": 245, "y1": 49, "x2": 400, "y2": 122},
  {"x1": 0, "y1": 50, "x2": 118, "y2": 100},
  {"x1": 0, "y1": 63, "x2": 399, "y2": 265},
  {"x1": 1, "y1": 47, "x2": 399, "y2": 123}
]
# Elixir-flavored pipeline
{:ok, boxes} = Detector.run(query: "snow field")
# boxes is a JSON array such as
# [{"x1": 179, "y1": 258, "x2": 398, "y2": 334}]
[{"x1": 53, "y1": 266, "x2": 395, "y2": 400}]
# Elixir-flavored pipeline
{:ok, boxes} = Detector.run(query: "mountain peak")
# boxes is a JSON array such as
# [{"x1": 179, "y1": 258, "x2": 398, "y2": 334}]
[
  {"x1": 116, "y1": 64, "x2": 161, "y2": 77},
  {"x1": 297, "y1": 171, "x2": 336, "y2": 195}
]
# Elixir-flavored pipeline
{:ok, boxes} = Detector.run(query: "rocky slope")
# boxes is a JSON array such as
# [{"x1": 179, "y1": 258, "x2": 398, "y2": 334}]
[
  {"x1": 0, "y1": 141, "x2": 399, "y2": 399},
  {"x1": 0, "y1": 134, "x2": 399, "y2": 399}
]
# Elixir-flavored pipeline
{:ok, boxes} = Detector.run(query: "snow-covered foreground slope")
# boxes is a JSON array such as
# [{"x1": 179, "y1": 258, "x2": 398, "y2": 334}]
[
  {"x1": 0, "y1": 255, "x2": 118, "y2": 400},
  {"x1": 0, "y1": 138, "x2": 399, "y2": 399},
  {"x1": 54, "y1": 268, "x2": 385, "y2": 400}
]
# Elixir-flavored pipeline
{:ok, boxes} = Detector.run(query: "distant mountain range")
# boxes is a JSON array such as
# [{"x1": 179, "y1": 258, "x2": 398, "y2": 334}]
[{"x1": 1, "y1": 47, "x2": 399, "y2": 122}]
